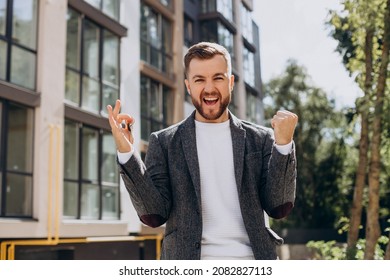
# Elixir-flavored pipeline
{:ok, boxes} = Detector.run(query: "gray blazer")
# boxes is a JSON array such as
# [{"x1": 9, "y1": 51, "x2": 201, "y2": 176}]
[{"x1": 119, "y1": 111, "x2": 296, "y2": 260}]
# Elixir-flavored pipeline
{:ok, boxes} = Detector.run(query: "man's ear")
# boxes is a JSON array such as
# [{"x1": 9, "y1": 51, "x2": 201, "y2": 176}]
[
  {"x1": 230, "y1": 75, "x2": 235, "y2": 91},
  {"x1": 184, "y1": 79, "x2": 191, "y2": 94}
]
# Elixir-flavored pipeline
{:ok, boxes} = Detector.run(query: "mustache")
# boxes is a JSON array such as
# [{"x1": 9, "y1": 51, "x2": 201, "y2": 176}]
[{"x1": 201, "y1": 90, "x2": 221, "y2": 98}]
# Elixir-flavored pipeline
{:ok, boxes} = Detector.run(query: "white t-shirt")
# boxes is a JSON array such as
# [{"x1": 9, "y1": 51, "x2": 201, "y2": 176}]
[{"x1": 195, "y1": 120, "x2": 254, "y2": 259}]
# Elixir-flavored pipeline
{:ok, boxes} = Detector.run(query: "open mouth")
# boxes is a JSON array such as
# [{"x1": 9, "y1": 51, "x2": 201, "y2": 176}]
[{"x1": 203, "y1": 97, "x2": 219, "y2": 106}]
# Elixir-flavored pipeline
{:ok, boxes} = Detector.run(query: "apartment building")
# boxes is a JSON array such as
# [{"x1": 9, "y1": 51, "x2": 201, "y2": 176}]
[{"x1": 0, "y1": 0, "x2": 263, "y2": 259}]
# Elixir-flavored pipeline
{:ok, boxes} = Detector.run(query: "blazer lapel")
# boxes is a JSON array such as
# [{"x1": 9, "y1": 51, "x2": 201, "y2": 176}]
[
  {"x1": 229, "y1": 113, "x2": 246, "y2": 193},
  {"x1": 179, "y1": 111, "x2": 202, "y2": 209}
]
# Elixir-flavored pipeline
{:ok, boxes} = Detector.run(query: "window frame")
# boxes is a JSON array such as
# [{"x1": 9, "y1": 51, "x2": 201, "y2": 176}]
[
  {"x1": 0, "y1": 0, "x2": 40, "y2": 97},
  {"x1": 63, "y1": 119, "x2": 120, "y2": 220},
  {"x1": 0, "y1": 99, "x2": 34, "y2": 218},
  {"x1": 65, "y1": 7, "x2": 121, "y2": 117}
]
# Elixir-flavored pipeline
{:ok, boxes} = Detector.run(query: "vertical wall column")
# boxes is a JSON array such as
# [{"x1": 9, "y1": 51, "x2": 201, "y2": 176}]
[
  {"x1": 232, "y1": 0, "x2": 246, "y2": 120},
  {"x1": 34, "y1": 0, "x2": 68, "y2": 236}
]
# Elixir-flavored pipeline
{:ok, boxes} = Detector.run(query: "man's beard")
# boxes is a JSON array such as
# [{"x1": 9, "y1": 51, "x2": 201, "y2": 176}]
[{"x1": 191, "y1": 91, "x2": 231, "y2": 121}]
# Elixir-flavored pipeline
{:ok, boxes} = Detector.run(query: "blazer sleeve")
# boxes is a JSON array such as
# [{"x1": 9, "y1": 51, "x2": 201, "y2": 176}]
[
  {"x1": 118, "y1": 132, "x2": 172, "y2": 227},
  {"x1": 261, "y1": 130, "x2": 297, "y2": 219}
]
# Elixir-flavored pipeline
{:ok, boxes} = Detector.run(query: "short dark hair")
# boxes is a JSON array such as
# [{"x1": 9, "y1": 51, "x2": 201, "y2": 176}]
[{"x1": 184, "y1": 42, "x2": 232, "y2": 78}]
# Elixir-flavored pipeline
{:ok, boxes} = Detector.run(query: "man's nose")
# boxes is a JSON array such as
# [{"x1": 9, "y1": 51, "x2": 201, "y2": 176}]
[{"x1": 204, "y1": 80, "x2": 215, "y2": 93}]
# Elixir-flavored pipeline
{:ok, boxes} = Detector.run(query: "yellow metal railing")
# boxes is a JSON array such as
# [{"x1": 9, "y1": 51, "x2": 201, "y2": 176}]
[
  {"x1": 0, "y1": 235, "x2": 163, "y2": 260},
  {"x1": 0, "y1": 125, "x2": 163, "y2": 260}
]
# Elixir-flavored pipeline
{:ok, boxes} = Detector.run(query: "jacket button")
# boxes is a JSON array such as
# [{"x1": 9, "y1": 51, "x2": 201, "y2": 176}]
[{"x1": 195, "y1": 242, "x2": 200, "y2": 249}]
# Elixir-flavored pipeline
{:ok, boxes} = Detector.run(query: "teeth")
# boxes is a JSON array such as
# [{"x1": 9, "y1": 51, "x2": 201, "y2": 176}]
[{"x1": 204, "y1": 97, "x2": 217, "y2": 101}]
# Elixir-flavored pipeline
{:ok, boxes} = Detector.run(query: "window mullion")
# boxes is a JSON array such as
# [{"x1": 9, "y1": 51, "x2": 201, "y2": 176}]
[
  {"x1": 5, "y1": 0, "x2": 13, "y2": 82},
  {"x1": 98, "y1": 129, "x2": 103, "y2": 220},
  {"x1": 79, "y1": 14, "x2": 85, "y2": 108},
  {"x1": 77, "y1": 123, "x2": 83, "y2": 219},
  {"x1": 0, "y1": 101, "x2": 8, "y2": 216}
]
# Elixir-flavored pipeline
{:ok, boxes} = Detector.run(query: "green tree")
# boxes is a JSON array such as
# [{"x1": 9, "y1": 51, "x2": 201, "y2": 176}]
[
  {"x1": 328, "y1": 0, "x2": 390, "y2": 259},
  {"x1": 263, "y1": 61, "x2": 352, "y2": 230}
]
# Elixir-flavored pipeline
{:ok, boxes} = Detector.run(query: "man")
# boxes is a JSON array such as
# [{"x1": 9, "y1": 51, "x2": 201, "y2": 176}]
[{"x1": 107, "y1": 42, "x2": 298, "y2": 260}]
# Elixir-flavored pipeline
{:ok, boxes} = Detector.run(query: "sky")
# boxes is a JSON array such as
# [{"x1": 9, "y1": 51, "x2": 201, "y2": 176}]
[{"x1": 253, "y1": 0, "x2": 363, "y2": 109}]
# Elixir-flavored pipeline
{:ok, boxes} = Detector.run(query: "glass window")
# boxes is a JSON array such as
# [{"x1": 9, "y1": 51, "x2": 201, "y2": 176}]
[
  {"x1": 246, "y1": 89, "x2": 260, "y2": 123},
  {"x1": 102, "y1": 185, "x2": 118, "y2": 219},
  {"x1": 81, "y1": 183, "x2": 99, "y2": 219},
  {"x1": 0, "y1": 0, "x2": 6, "y2": 35},
  {"x1": 184, "y1": 16, "x2": 194, "y2": 47},
  {"x1": 85, "y1": 0, "x2": 120, "y2": 21},
  {"x1": 5, "y1": 173, "x2": 32, "y2": 216},
  {"x1": 102, "y1": 30, "x2": 119, "y2": 86},
  {"x1": 102, "y1": 132, "x2": 117, "y2": 184},
  {"x1": 83, "y1": 20, "x2": 99, "y2": 79},
  {"x1": 102, "y1": 30, "x2": 119, "y2": 110},
  {"x1": 81, "y1": 75, "x2": 100, "y2": 113},
  {"x1": 159, "y1": 0, "x2": 171, "y2": 8},
  {"x1": 66, "y1": 9, "x2": 80, "y2": 70},
  {"x1": 218, "y1": 0, "x2": 233, "y2": 22},
  {"x1": 217, "y1": 22, "x2": 235, "y2": 67},
  {"x1": 140, "y1": 3, "x2": 173, "y2": 77},
  {"x1": 82, "y1": 127, "x2": 99, "y2": 182},
  {"x1": 200, "y1": 21, "x2": 235, "y2": 69},
  {"x1": 0, "y1": 39, "x2": 6, "y2": 80},
  {"x1": 241, "y1": 4, "x2": 253, "y2": 43},
  {"x1": 102, "y1": 0, "x2": 120, "y2": 21},
  {"x1": 0, "y1": 102, "x2": 34, "y2": 218},
  {"x1": 243, "y1": 47, "x2": 255, "y2": 87},
  {"x1": 1, "y1": 0, "x2": 38, "y2": 90},
  {"x1": 12, "y1": 0, "x2": 38, "y2": 49},
  {"x1": 140, "y1": 75, "x2": 172, "y2": 141},
  {"x1": 85, "y1": 0, "x2": 101, "y2": 9},
  {"x1": 63, "y1": 181, "x2": 78, "y2": 218},
  {"x1": 201, "y1": 0, "x2": 232, "y2": 22},
  {"x1": 64, "y1": 120, "x2": 79, "y2": 180},
  {"x1": 7, "y1": 103, "x2": 34, "y2": 173},
  {"x1": 65, "y1": 8, "x2": 120, "y2": 114},
  {"x1": 63, "y1": 120, "x2": 119, "y2": 220},
  {"x1": 65, "y1": 69, "x2": 80, "y2": 105},
  {"x1": 10, "y1": 45, "x2": 36, "y2": 90}
]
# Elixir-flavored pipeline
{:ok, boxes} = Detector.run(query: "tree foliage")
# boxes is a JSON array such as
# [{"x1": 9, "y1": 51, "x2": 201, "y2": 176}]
[
  {"x1": 326, "y1": 0, "x2": 390, "y2": 259},
  {"x1": 263, "y1": 61, "x2": 353, "y2": 231}
]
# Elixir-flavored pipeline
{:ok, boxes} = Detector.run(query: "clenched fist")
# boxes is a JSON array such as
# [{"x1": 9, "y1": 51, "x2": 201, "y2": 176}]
[{"x1": 271, "y1": 110, "x2": 298, "y2": 145}]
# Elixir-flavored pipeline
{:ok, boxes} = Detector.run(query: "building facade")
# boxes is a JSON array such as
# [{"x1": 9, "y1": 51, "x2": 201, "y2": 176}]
[{"x1": 0, "y1": 0, "x2": 263, "y2": 259}]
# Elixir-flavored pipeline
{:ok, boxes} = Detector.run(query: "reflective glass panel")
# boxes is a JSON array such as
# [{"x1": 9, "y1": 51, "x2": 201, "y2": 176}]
[
  {"x1": 65, "y1": 69, "x2": 80, "y2": 105},
  {"x1": 83, "y1": 20, "x2": 99, "y2": 79},
  {"x1": 102, "y1": 84, "x2": 118, "y2": 113},
  {"x1": 102, "y1": 132, "x2": 118, "y2": 183},
  {"x1": 81, "y1": 183, "x2": 99, "y2": 219},
  {"x1": 102, "y1": 185, "x2": 118, "y2": 219},
  {"x1": 85, "y1": 0, "x2": 101, "y2": 9},
  {"x1": 0, "y1": 0, "x2": 6, "y2": 36},
  {"x1": 102, "y1": 0, "x2": 120, "y2": 21},
  {"x1": 82, "y1": 76, "x2": 100, "y2": 113},
  {"x1": 64, "y1": 120, "x2": 79, "y2": 180},
  {"x1": 7, "y1": 103, "x2": 33, "y2": 173},
  {"x1": 0, "y1": 39, "x2": 6, "y2": 80},
  {"x1": 102, "y1": 30, "x2": 119, "y2": 86},
  {"x1": 12, "y1": 0, "x2": 38, "y2": 49},
  {"x1": 5, "y1": 174, "x2": 32, "y2": 216},
  {"x1": 10, "y1": 46, "x2": 36, "y2": 90},
  {"x1": 66, "y1": 9, "x2": 80, "y2": 70},
  {"x1": 63, "y1": 181, "x2": 78, "y2": 218},
  {"x1": 82, "y1": 126, "x2": 98, "y2": 181}
]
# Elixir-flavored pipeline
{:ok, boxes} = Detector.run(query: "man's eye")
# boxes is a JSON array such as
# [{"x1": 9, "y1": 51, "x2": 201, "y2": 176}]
[{"x1": 195, "y1": 79, "x2": 203, "y2": 83}]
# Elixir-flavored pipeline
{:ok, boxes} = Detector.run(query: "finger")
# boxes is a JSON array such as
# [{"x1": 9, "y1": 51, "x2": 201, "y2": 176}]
[
  {"x1": 107, "y1": 105, "x2": 119, "y2": 130},
  {"x1": 276, "y1": 110, "x2": 298, "y2": 119},
  {"x1": 116, "y1": 113, "x2": 135, "y2": 124},
  {"x1": 112, "y1": 99, "x2": 121, "y2": 118}
]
